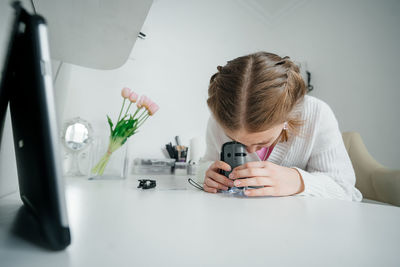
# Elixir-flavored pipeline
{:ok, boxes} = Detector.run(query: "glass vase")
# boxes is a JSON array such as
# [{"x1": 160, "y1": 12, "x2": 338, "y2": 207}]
[{"x1": 89, "y1": 135, "x2": 129, "y2": 180}]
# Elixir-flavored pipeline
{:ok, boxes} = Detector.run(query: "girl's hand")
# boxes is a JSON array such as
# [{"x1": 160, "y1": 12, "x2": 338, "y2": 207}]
[
  {"x1": 229, "y1": 161, "x2": 305, "y2": 197},
  {"x1": 203, "y1": 161, "x2": 234, "y2": 193}
]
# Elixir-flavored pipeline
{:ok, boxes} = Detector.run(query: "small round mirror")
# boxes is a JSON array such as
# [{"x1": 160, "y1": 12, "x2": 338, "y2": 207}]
[
  {"x1": 62, "y1": 117, "x2": 93, "y2": 176},
  {"x1": 65, "y1": 122, "x2": 89, "y2": 151},
  {"x1": 62, "y1": 117, "x2": 93, "y2": 152}
]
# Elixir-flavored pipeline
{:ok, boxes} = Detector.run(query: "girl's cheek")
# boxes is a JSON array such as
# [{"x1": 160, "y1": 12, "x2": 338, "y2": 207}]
[
  {"x1": 247, "y1": 146, "x2": 261, "y2": 153},
  {"x1": 247, "y1": 144, "x2": 271, "y2": 153},
  {"x1": 246, "y1": 146, "x2": 256, "y2": 153}
]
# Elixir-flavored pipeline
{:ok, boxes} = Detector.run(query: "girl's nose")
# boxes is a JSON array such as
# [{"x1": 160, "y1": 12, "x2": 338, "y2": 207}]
[{"x1": 246, "y1": 146, "x2": 256, "y2": 154}]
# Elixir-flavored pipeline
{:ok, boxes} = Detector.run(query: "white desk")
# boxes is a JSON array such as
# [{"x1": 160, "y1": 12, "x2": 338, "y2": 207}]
[{"x1": 1, "y1": 175, "x2": 400, "y2": 267}]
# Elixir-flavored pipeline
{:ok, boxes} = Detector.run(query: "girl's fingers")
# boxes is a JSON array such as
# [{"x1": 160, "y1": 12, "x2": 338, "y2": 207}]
[
  {"x1": 233, "y1": 177, "x2": 274, "y2": 187},
  {"x1": 211, "y1": 161, "x2": 232, "y2": 172},
  {"x1": 244, "y1": 186, "x2": 277, "y2": 197},
  {"x1": 229, "y1": 167, "x2": 270, "y2": 179},
  {"x1": 204, "y1": 177, "x2": 229, "y2": 191},
  {"x1": 203, "y1": 183, "x2": 217, "y2": 193},
  {"x1": 206, "y1": 169, "x2": 234, "y2": 187},
  {"x1": 233, "y1": 161, "x2": 269, "y2": 171}
]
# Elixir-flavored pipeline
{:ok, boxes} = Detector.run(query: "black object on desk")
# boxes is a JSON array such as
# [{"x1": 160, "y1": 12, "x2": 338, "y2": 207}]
[
  {"x1": 138, "y1": 179, "x2": 157, "y2": 189},
  {"x1": 188, "y1": 178, "x2": 204, "y2": 191}
]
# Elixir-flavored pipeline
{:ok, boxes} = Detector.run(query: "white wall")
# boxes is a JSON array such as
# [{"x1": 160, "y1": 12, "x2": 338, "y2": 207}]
[{"x1": 60, "y1": 0, "x2": 400, "y2": 168}]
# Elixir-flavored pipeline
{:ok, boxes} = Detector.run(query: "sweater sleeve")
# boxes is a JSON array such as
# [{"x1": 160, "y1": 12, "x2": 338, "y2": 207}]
[
  {"x1": 195, "y1": 117, "x2": 220, "y2": 183},
  {"x1": 295, "y1": 102, "x2": 362, "y2": 201}
]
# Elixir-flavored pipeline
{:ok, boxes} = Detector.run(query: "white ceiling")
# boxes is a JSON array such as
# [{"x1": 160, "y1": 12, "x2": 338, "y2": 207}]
[{"x1": 235, "y1": 0, "x2": 308, "y2": 25}]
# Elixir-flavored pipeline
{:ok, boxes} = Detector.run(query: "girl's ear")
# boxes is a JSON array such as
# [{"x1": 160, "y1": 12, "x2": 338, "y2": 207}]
[
  {"x1": 283, "y1": 121, "x2": 288, "y2": 130},
  {"x1": 281, "y1": 122, "x2": 289, "y2": 142}
]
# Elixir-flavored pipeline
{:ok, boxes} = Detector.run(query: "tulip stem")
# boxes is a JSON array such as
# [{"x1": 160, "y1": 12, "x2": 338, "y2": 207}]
[
  {"x1": 137, "y1": 109, "x2": 148, "y2": 121},
  {"x1": 132, "y1": 107, "x2": 141, "y2": 119},
  {"x1": 137, "y1": 114, "x2": 149, "y2": 128},
  {"x1": 117, "y1": 98, "x2": 126, "y2": 122},
  {"x1": 124, "y1": 102, "x2": 132, "y2": 118}
]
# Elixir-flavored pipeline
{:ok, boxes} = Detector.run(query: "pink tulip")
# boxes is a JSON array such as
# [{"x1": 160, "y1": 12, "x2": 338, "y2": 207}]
[
  {"x1": 142, "y1": 95, "x2": 151, "y2": 109},
  {"x1": 145, "y1": 97, "x2": 153, "y2": 109},
  {"x1": 129, "y1": 92, "x2": 139, "y2": 103},
  {"x1": 121, "y1": 87, "x2": 131, "y2": 99},
  {"x1": 148, "y1": 102, "x2": 159, "y2": 115},
  {"x1": 136, "y1": 95, "x2": 145, "y2": 108}
]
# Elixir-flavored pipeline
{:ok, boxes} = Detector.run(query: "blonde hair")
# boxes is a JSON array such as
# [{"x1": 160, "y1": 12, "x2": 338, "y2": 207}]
[{"x1": 207, "y1": 52, "x2": 306, "y2": 142}]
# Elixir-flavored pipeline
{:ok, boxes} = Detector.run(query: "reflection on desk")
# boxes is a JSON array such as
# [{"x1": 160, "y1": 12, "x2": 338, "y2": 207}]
[{"x1": 1, "y1": 175, "x2": 400, "y2": 267}]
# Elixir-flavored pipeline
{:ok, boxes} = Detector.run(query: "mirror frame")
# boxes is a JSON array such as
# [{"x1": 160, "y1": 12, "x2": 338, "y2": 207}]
[{"x1": 61, "y1": 117, "x2": 93, "y2": 152}]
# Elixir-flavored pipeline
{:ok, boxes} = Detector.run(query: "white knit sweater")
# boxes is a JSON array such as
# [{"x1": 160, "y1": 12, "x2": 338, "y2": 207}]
[{"x1": 197, "y1": 95, "x2": 362, "y2": 201}]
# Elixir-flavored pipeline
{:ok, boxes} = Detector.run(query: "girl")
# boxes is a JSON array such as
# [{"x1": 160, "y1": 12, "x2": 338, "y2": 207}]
[{"x1": 198, "y1": 52, "x2": 362, "y2": 201}]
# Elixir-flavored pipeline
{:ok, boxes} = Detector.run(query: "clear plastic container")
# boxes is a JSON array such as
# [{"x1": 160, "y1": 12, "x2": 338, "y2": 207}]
[
  {"x1": 174, "y1": 162, "x2": 187, "y2": 176},
  {"x1": 132, "y1": 158, "x2": 176, "y2": 175}
]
